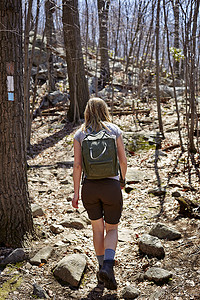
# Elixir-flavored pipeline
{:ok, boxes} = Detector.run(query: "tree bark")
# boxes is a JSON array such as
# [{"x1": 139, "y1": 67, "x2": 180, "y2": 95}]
[
  {"x1": 0, "y1": 0, "x2": 34, "y2": 247},
  {"x1": 45, "y1": 0, "x2": 56, "y2": 92},
  {"x1": 24, "y1": 0, "x2": 33, "y2": 150},
  {"x1": 155, "y1": 0, "x2": 164, "y2": 138},
  {"x1": 189, "y1": 0, "x2": 200, "y2": 153},
  {"x1": 97, "y1": 0, "x2": 110, "y2": 88},
  {"x1": 62, "y1": 0, "x2": 89, "y2": 122}
]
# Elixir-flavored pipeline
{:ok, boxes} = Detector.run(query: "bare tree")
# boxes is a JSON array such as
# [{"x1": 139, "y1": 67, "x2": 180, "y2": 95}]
[
  {"x1": 62, "y1": 0, "x2": 89, "y2": 122},
  {"x1": 24, "y1": 0, "x2": 33, "y2": 150},
  {"x1": 0, "y1": 0, "x2": 34, "y2": 247},
  {"x1": 97, "y1": 0, "x2": 110, "y2": 88},
  {"x1": 45, "y1": 0, "x2": 56, "y2": 92},
  {"x1": 155, "y1": 0, "x2": 164, "y2": 138}
]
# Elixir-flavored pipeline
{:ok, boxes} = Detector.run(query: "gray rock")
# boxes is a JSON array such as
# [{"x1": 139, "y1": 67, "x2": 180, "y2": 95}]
[
  {"x1": 29, "y1": 47, "x2": 48, "y2": 66},
  {"x1": 126, "y1": 168, "x2": 151, "y2": 184},
  {"x1": 122, "y1": 285, "x2": 140, "y2": 299},
  {"x1": 144, "y1": 267, "x2": 173, "y2": 283},
  {"x1": 60, "y1": 217, "x2": 85, "y2": 229},
  {"x1": 47, "y1": 91, "x2": 68, "y2": 106},
  {"x1": 31, "y1": 203, "x2": 44, "y2": 217},
  {"x1": 33, "y1": 283, "x2": 49, "y2": 299},
  {"x1": 0, "y1": 248, "x2": 26, "y2": 266},
  {"x1": 53, "y1": 254, "x2": 87, "y2": 287},
  {"x1": 56, "y1": 68, "x2": 67, "y2": 79},
  {"x1": 113, "y1": 62, "x2": 124, "y2": 72},
  {"x1": 50, "y1": 224, "x2": 64, "y2": 234},
  {"x1": 149, "y1": 222, "x2": 182, "y2": 240},
  {"x1": 30, "y1": 246, "x2": 53, "y2": 265},
  {"x1": 138, "y1": 234, "x2": 165, "y2": 259}
]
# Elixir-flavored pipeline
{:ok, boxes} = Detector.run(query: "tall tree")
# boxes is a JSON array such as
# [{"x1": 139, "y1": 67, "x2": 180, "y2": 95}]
[
  {"x1": 188, "y1": 0, "x2": 200, "y2": 153},
  {"x1": 0, "y1": 0, "x2": 34, "y2": 247},
  {"x1": 45, "y1": 0, "x2": 56, "y2": 92},
  {"x1": 155, "y1": 0, "x2": 164, "y2": 138},
  {"x1": 170, "y1": 0, "x2": 180, "y2": 78},
  {"x1": 97, "y1": 0, "x2": 110, "y2": 88},
  {"x1": 62, "y1": 0, "x2": 89, "y2": 122}
]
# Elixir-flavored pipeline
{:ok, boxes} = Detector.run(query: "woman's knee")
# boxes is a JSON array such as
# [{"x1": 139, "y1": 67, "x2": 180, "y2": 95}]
[
  {"x1": 105, "y1": 222, "x2": 118, "y2": 233},
  {"x1": 91, "y1": 218, "x2": 104, "y2": 232}
]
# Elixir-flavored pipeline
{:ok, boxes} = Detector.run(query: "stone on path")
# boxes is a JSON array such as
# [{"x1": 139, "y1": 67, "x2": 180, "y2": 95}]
[
  {"x1": 149, "y1": 222, "x2": 182, "y2": 240},
  {"x1": 148, "y1": 188, "x2": 166, "y2": 196},
  {"x1": 50, "y1": 224, "x2": 64, "y2": 234},
  {"x1": 144, "y1": 267, "x2": 173, "y2": 283},
  {"x1": 30, "y1": 246, "x2": 53, "y2": 265},
  {"x1": 53, "y1": 254, "x2": 87, "y2": 287},
  {"x1": 138, "y1": 234, "x2": 165, "y2": 259},
  {"x1": 121, "y1": 285, "x2": 140, "y2": 299},
  {"x1": 60, "y1": 217, "x2": 85, "y2": 229},
  {"x1": 31, "y1": 203, "x2": 45, "y2": 217},
  {"x1": 0, "y1": 248, "x2": 26, "y2": 266},
  {"x1": 126, "y1": 168, "x2": 151, "y2": 184},
  {"x1": 33, "y1": 283, "x2": 49, "y2": 299}
]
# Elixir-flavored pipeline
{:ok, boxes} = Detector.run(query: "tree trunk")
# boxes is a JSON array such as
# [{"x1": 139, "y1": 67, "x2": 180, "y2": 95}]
[
  {"x1": 45, "y1": 0, "x2": 56, "y2": 92},
  {"x1": 171, "y1": 0, "x2": 180, "y2": 78},
  {"x1": 0, "y1": 0, "x2": 34, "y2": 247},
  {"x1": 155, "y1": 0, "x2": 164, "y2": 138},
  {"x1": 24, "y1": 0, "x2": 33, "y2": 151},
  {"x1": 97, "y1": 0, "x2": 110, "y2": 88},
  {"x1": 189, "y1": 0, "x2": 200, "y2": 153},
  {"x1": 62, "y1": 0, "x2": 89, "y2": 122}
]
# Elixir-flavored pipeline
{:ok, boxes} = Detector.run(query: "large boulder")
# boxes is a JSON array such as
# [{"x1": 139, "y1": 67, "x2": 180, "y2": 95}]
[
  {"x1": 138, "y1": 234, "x2": 165, "y2": 259},
  {"x1": 53, "y1": 254, "x2": 87, "y2": 287}
]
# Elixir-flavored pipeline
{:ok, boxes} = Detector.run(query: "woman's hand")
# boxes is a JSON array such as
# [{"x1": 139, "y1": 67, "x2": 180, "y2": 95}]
[{"x1": 72, "y1": 193, "x2": 79, "y2": 209}]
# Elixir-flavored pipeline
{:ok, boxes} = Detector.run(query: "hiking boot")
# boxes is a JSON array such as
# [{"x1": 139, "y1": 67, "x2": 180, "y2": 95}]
[
  {"x1": 98, "y1": 260, "x2": 117, "y2": 290},
  {"x1": 96, "y1": 264, "x2": 104, "y2": 285}
]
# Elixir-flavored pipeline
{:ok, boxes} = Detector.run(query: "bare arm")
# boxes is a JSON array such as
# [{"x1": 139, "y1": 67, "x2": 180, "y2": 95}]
[
  {"x1": 116, "y1": 134, "x2": 127, "y2": 180},
  {"x1": 72, "y1": 139, "x2": 82, "y2": 208}
]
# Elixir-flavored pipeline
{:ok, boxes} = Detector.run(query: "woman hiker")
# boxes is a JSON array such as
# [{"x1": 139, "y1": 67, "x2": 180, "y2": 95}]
[{"x1": 72, "y1": 97, "x2": 127, "y2": 290}]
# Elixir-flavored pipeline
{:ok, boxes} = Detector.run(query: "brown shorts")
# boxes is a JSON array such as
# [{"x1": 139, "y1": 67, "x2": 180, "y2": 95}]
[{"x1": 81, "y1": 178, "x2": 123, "y2": 224}]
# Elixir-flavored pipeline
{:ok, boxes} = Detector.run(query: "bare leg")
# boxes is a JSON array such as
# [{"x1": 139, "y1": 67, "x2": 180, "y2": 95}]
[
  {"x1": 104, "y1": 223, "x2": 118, "y2": 251},
  {"x1": 91, "y1": 218, "x2": 104, "y2": 256}
]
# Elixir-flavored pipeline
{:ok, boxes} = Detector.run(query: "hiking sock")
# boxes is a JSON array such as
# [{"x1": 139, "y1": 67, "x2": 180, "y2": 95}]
[
  {"x1": 97, "y1": 255, "x2": 104, "y2": 268},
  {"x1": 104, "y1": 248, "x2": 115, "y2": 261}
]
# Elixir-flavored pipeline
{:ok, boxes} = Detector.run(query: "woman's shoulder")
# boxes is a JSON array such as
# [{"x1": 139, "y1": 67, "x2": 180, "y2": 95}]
[
  {"x1": 104, "y1": 122, "x2": 122, "y2": 137},
  {"x1": 74, "y1": 125, "x2": 87, "y2": 143}
]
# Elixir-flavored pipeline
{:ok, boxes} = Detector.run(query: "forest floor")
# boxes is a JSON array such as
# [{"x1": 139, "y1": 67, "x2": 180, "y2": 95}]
[{"x1": 4, "y1": 98, "x2": 200, "y2": 299}]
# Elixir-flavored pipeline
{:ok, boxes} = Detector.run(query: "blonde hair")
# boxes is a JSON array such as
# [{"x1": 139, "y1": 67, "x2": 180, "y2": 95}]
[{"x1": 83, "y1": 97, "x2": 111, "y2": 132}]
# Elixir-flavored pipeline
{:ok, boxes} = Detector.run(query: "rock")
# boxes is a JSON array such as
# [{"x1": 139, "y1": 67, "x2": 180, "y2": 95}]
[
  {"x1": 31, "y1": 203, "x2": 45, "y2": 217},
  {"x1": 50, "y1": 224, "x2": 64, "y2": 234},
  {"x1": 149, "y1": 222, "x2": 182, "y2": 240},
  {"x1": 126, "y1": 168, "x2": 151, "y2": 184},
  {"x1": 47, "y1": 91, "x2": 68, "y2": 106},
  {"x1": 113, "y1": 62, "x2": 124, "y2": 72},
  {"x1": 138, "y1": 234, "x2": 165, "y2": 259},
  {"x1": 60, "y1": 217, "x2": 85, "y2": 229},
  {"x1": 30, "y1": 246, "x2": 53, "y2": 265},
  {"x1": 122, "y1": 285, "x2": 140, "y2": 299},
  {"x1": 172, "y1": 191, "x2": 181, "y2": 198},
  {"x1": 29, "y1": 47, "x2": 48, "y2": 66},
  {"x1": 144, "y1": 267, "x2": 173, "y2": 283},
  {"x1": 56, "y1": 67, "x2": 67, "y2": 79},
  {"x1": 33, "y1": 283, "x2": 49, "y2": 299},
  {"x1": 53, "y1": 254, "x2": 87, "y2": 287},
  {"x1": 148, "y1": 188, "x2": 166, "y2": 196},
  {"x1": 0, "y1": 248, "x2": 26, "y2": 266}
]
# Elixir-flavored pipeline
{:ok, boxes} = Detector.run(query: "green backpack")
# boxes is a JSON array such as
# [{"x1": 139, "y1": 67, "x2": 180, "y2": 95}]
[{"x1": 81, "y1": 130, "x2": 119, "y2": 179}]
